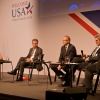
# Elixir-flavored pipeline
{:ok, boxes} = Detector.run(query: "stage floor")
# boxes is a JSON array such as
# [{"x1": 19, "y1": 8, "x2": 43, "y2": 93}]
[{"x1": 0, "y1": 73, "x2": 100, "y2": 100}]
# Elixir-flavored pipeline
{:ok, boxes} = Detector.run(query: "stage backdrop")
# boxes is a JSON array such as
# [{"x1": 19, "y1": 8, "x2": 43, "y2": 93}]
[{"x1": 0, "y1": 0, "x2": 100, "y2": 78}]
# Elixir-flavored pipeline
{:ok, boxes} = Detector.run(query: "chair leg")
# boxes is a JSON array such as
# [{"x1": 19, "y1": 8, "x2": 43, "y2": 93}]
[
  {"x1": 43, "y1": 65, "x2": 46, "y2": 80},
  {"x1": 54, "y1": 74, "x2": 57, "y2": 82},
  {"x1": 37, "y1": 71, "x2": 39, "y2": 82},
  {"x1": 76, "y1": 70, "x2": 81, "y2": 85},
  {"x1": 0, "y1": 64, "x2": 3, "y2": 80},
  {"x1": 0, "y1": 64, "x2": 1, "y2": 80},
  {"x1": 1, "y1": 64, "x2": 3, "y2": 80},
  {"x1": 28, "y1": 68, "x2": 30, "y2": 85},
  {"x1": 30, "y1": 68, "x2": 33, "y2": 81},
  {"x1": 93, "y1": 70, "x2": 100, "y2": 95}
]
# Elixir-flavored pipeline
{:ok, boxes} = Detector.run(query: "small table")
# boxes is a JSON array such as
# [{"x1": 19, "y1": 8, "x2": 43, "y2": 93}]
[
  {"x1": 50, "y1": 62, "x2": 79, "y2": 87},
  {"x1": 0, "y1": 60, "x2": 14, "y2": 83}
]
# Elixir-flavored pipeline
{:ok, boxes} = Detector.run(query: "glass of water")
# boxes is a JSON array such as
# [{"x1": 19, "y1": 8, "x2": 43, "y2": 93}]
[
  {"x1": 65, "y1": 56, "x2": 70, "y2": 64},
  {"x1": 6, "y1": 56, "x2": 9, "y2": 61}
]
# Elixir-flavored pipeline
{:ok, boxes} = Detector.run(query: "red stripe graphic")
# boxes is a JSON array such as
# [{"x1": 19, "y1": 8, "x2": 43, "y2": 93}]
[{"x1": 69, "y1": 13, "x2": 98, "y2": 36}]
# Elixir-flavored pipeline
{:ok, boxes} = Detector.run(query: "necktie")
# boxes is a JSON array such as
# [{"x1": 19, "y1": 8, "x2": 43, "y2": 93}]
[
  {"x1": 30, "y1": 49, "x2": 34, "y2": 58},
  {"x1": 92, "y1": 47, "x2": 99, "y2": 57},
  {"x1": 64, "y1": 47, "x2": 67, "y2": 62},
  {"x1": 31, "y1": 49, "x2": 34, "y2": 55}
]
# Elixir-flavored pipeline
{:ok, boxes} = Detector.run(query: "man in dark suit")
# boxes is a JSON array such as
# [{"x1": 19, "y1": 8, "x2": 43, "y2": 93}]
[
  {"x1": 70, "y1": 34, "x2": 100, "y2": 73},
  {"x1": 7, "y1": 39, "x2": 43, "y2": 81},
  {"x1": 81, "y1": 34, "x2": 100, "y2": 93},
  {"x1": 51, "y1": 35, "x2": 77, "y2": 86}
]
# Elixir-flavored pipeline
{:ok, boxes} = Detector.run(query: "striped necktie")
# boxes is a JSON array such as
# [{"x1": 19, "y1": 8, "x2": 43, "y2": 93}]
[{"x1": 92, "y1": 47, "x2": 99, "y2": 57}]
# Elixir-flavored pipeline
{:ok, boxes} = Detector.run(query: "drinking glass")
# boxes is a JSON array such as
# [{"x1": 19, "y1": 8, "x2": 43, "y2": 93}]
[{"x1": 65, "y1": 56, "x2": 70, "y2": 64}]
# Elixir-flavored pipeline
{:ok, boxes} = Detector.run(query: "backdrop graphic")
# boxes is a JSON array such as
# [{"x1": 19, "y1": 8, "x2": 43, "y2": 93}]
[
  {"x1": 40, "y1": 0, "x2": 100, "y2": 18},
  {"x1": 69, "y1": 12, "x2": 98, "y2": 36},
  {"x1": 0, "y1": 0, "x2": 100, "y2": 78}
]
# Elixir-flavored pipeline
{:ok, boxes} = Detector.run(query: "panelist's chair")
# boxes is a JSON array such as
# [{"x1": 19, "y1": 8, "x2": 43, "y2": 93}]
[
  {"x1": 76, "y1": 68, "x2": 100, "y2": 95},
  {"x1": 16, "y1": 54, "x2": 45, "y2": 84}
]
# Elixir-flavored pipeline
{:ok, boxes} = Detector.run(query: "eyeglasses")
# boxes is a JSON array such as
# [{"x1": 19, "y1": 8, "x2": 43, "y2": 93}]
[{"x1": 62, "y1": 40, "x2": 69, "y2": 41}]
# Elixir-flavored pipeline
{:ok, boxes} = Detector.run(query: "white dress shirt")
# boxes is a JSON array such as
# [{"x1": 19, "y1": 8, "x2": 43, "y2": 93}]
[{"x1": 30, "y1": 48, "x2": 37, "y2": 61}]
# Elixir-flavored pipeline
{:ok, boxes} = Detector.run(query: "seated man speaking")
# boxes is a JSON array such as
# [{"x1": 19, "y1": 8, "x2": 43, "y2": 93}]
[
  {"x1": 51, "y1": 35, "x2": 77, "y2": 86},
  {"x1": 7, "y1": 39, "x2": 43, "y2": 81},
  {"x1": 70, "y1": 34, "x2": 100, "y2": 74}
]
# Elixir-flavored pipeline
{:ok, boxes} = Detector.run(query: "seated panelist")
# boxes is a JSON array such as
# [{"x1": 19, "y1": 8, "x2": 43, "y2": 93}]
[
  {"x1": 71, "y1": 34, "x2": 100, "y2": 72},
  {"x1": 51, "y1": 35, "x2": 77, "y2": 87},
  {"x1": 7, "y1": 39, "x2": 43, "y2": 81},
  {"x1": 70, "y1": 34, "x2": 100, "y2": 88}
]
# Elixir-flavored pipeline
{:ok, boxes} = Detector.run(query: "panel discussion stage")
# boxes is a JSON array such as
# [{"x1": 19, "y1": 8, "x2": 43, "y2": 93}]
[{"x1": 0, "y1": 73, "x2": 100, "y2": 100}]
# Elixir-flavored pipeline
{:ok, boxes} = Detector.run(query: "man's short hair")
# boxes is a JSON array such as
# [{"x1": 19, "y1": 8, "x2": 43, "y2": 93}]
[
  {"x1": 32, "y1": 39, "x2": 38, "y2": 43},
  {"x1": 64, "y1": 35, "x2": 71, "y2": 41},
  {"x1": 95, "y1": 34, "x2": 100, "y2": 40}
]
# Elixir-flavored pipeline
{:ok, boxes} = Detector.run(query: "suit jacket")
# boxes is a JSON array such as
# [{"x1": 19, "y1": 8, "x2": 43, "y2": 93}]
[
  {"x1": 59, "y1": 43, "x2": 77, "y2": 63},
  {"x1": 87, "y1": 48, "x2": 100, "y2": 71},
  {"x1": 96, "y1": 58, "x2": 100, "y2": 71},
  {"x1": 89, "y1": 48, "x2": 100, "y2": 62},
  {"x1": 26, "y1": 47, "x2": 43, "y2": 71}
]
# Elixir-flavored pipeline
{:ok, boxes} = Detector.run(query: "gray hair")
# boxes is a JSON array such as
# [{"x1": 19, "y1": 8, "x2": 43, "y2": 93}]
[{"x1": 95, "y1": 34, "x2": 100, "y2": 40}]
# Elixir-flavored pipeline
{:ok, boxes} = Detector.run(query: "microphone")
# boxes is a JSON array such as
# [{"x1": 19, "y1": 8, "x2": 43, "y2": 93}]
[{"x1": 81, "y1": 50, "x2": 83, "y2": 56}]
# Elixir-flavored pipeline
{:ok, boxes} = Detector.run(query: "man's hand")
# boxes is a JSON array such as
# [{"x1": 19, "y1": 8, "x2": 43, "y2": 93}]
[
  {"x1": 95, "y1": 62, "x2": 97, "y2": 64},
  {"x1": 0, "y1": 54, "x2": 3, "y2": 60},
  {"x1": 85, "y1": 58, "x2": 89, "y2": 62},
  {"x1": 25, "y1": 58, "x2": 31, "y2": 62},
  {"x1": 57, "y1": 65, "x2": 62, "y2": 70},
  {"x1": 81, "y1": 54, "x2": 86, "y2": 58}
]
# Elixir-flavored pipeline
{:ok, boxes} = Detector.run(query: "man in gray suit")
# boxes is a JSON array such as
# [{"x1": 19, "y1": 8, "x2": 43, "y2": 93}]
[
  {"x1": 81, "y1": 34, "x2": 100, "y2": 93},
  {"x1": 70, "y1": 34, "x2": 100, "y2": 74},
  {"x1": 7, "y1": 39, "x2": 43, "y2": 81},
  {"x1": 84, "y1": 59, "x2": 100, "y2": 93}
]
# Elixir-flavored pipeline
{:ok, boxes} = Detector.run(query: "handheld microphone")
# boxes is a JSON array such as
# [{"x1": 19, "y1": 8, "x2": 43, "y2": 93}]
[{"x1": 81, "y1": 50, "x2": 83, "y2": 56}]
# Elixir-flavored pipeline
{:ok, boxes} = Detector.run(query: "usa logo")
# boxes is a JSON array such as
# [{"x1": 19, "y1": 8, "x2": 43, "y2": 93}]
[{"x1": 12, "y1": 1, "x2": 34, "y2": 20}]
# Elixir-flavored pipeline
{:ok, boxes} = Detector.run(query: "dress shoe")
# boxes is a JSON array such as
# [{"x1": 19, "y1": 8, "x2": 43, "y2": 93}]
[
  {"x1": 16, "y1": 77, "x2": 23, "y2": 81},
  {"x1": 86, "y1": 88, "x2": 94, "y2": 95},
  {"x1": 7, "y1": 70, "x2": 16, "y2": 75},
  {"x1": 58, "y1": 81, "x2": 70, "y2": 87},
  {"x1": 58, "y1": 74, "x2": 66, "y2": 79},
  {"x1": 81, "y1": 84, "x2": 85, "y2": 87}
]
